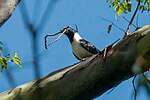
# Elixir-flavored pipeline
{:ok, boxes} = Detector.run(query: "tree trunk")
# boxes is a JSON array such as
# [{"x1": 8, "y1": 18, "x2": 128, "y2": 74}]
[
  {"x1": 0, "y1": 0, "x2": 20, "y2": 27},
  {"x1": 0, "y1": 25, "x2": 150, "y2": 100}
]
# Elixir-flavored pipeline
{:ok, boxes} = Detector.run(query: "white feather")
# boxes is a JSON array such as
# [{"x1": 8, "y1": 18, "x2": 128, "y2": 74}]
[
  {"x1": 72, "y1": 33, "x2": 93, "y2": 59},
  {"x1": 73, "y1": 32, "x2": 82, "y2": 42}
]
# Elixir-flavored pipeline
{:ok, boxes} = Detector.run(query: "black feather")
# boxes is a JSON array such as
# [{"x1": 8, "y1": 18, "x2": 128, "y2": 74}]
[{"x1": 80, "y1": 39, "x2": 100, "y2": 54}]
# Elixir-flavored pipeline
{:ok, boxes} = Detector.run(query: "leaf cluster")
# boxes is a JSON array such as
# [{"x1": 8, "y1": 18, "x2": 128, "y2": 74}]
[
  {"x1": 138, "y1": 0, "x2": 150, "y2": 12},
  {"x1": 0, "y1": 42, "x2": 22, "y2": 71},
  {"x1": 108, "y1": 0, "x2": 150, "y2": 16}
]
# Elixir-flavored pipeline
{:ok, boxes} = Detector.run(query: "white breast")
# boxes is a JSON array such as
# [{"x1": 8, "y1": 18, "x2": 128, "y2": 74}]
[{"x1": 72, "y1": 33, "x2": 93, "y2": 59}]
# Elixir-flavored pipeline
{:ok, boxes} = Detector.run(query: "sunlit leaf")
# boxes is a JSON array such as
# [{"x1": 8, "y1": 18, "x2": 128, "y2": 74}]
[
  {"x1": 12, "y1": 53, "x2": 22, "y2": 68},
  {"x1": 115, "y1": 6, "x2": 123, "y2": 16},
  {"x1": 148, "y1": 0, "x2": 150, "y2": 10},
  {"x1": 119, "y1": 4, "x2": 126, "y2": 12},
  {"x1": 126, "y1": 2, "x2": 132, "y2": 12},
  {"x1": 108, "y1": 0, "x2": 150, "y2": 16},
  {"x1": 0, "y1": 57, "x2": 7, "y2": 69},
  {"x1": 139, "y1": 5, "x2": 147, "y2": 12}
]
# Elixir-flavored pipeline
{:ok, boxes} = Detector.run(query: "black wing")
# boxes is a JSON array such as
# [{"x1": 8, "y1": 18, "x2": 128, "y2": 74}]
[{"x1": 80, "y1": 39, "x2": 101, "y2": 54}]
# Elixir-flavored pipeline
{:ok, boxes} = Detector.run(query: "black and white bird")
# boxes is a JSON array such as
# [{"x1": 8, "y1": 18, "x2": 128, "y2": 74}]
[{"x1": 64, "y1": 28, "x2": 101, "y2": 60}]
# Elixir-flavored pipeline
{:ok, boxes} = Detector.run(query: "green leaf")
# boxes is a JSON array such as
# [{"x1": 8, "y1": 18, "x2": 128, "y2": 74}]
[
  {"x1": 0, "y1": 57, "x2": 7, "y2": 68},
  {"x1": 109, "y1": 0, "x2": 132, "y2": 16},
  {"x1": 126, "y1": 2, "x2": 132, "y2": 12},
  {"x1": 139, "y1": 5, "x2": 147, "y2": 12},
  {"x1": 12, "y1": 53, "x2": 22, "y2": 68},
  {"x1": 148, "y1": 5, "x2": 150, "y2": 11},
  {"x1": 0, "y1": 42, "x2": 3, "y2": 51},
  {"x1": 115, "y1": 5, "x2": 123, "y2": 16},
  {"x1": 148, "y1": 0, "x2": 150, "y2": 10},
  {"x1": 119, "y1": 4, "x2": 126, "y2": 12},
  {"x1": 138, "y1": 0, "x2": 144, "y2": 2}
]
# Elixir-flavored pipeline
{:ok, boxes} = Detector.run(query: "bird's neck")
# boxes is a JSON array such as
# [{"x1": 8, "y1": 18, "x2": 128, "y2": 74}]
[
  {"x1": 66, "y1": 32, "x2": 82, "y2": 43},
  {"x1": 73, "y1": 33, "x2": 82, "y2": 42}
]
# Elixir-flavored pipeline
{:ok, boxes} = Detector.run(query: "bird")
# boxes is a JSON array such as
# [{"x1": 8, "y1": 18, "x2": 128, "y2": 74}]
[{"x1": 63, "y1": 27, "x2": 101, "y2": 61}]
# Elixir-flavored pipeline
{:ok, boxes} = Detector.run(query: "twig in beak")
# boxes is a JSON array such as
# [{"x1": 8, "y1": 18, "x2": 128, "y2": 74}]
[
  {"x1": 44, "y1": 31, "x2": 61, "y2": 49},
  {"x1": 44, "y1": 26, "x2": 77, "y2": 49}
]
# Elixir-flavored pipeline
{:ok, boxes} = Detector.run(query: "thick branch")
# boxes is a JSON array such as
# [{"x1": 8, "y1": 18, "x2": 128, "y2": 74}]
[
  {"x1": 0, "y1": 0, "x2": 20, "y2": 27},
  {"x1": 0, "y1": 25, "x2": 150, "y2": 100}
]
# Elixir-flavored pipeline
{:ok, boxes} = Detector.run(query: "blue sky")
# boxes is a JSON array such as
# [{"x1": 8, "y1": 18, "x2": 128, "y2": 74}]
[{"x1": 0, "y1": 0, "x2": 150, "y2": 100}]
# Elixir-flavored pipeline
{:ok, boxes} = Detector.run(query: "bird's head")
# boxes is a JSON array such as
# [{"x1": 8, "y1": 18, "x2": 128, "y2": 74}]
[
  {"x1": 63, "y1": 28, "x2": 77, "y2": 43},
  {"x1": 62, "y1": 26, "x2": 77, "y2": 36},
  {"x1": 64, "y1": 29, "x2": 75, "y2": 35}
]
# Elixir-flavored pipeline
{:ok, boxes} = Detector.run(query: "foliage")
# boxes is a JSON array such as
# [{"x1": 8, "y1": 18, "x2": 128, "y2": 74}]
[
  {"x1": 107, "y1": 0, "x2": 150, "y2": 16},
  {"x1": 0, "y1": 42, "x2": 22, "y2": 71},
  {"x1": 12, "y1": 53, "x2": 22, "y2": 68}
]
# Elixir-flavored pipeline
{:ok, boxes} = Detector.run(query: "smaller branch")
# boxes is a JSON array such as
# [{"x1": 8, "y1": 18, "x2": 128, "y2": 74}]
[
  {"x1": 36, "y1": 0, "x2": 59, "y2": 33},
  {"x1": 19, "y1": 1, "x2": 33, "y2": 33},
  {"x1": 99, "y1": 16, "x2": 126, "y2": 33},
  {"x1": 32, "y1": 1, "x2": 43, "y2": 25},
  {"x1": 136, "y1": 11, "x2": 140, "y2": 28},
  {"x1": 132, "y1": 76, "x2": 137, "y2": 100},
  {"x1": 44, "y1": 31, "x2": 61, "y2": 49},
  {"x1": 19, "y1": 1, "x2": 41, "y2": 86},
  {"x1": 5, "y1": 70, "x2": 16, "y2": 88},
  {"x1": 125, "y1": 1, "x2": 140, "y2": 34},
  {"x1": 123, "y1": 16, "x2": 137, "y2": 29}
]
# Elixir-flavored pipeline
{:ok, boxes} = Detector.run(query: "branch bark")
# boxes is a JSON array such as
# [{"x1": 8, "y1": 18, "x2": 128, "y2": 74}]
[
  {"x1": 0, "y1": 25, "x2": 150, "y2": 100},
  {"x1": 0, "y1": 0, "x2": 20, "y2": 27}
]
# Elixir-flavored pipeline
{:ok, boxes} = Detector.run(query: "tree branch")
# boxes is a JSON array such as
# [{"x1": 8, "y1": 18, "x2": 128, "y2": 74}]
[
  {"x1": 0, "y1": 0, "x2": 21, "y2": 27},
  {"x1": 0, "y1": 25, "x2": 150, "y2": 100},
  {"x1": 125, "y1": 1, "x2": 140, "y2": 34}
]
